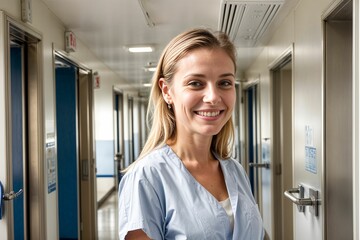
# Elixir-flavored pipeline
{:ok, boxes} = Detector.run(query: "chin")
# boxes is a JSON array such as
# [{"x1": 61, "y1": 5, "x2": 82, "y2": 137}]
[{"x1": 197, "y1": 127, "x2": 222, "y2": 137}]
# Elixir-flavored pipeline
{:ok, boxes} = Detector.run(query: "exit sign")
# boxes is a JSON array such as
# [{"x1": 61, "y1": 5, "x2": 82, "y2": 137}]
[{"x1": 65, "y1": 31, "x2": 76, "y2": 52}]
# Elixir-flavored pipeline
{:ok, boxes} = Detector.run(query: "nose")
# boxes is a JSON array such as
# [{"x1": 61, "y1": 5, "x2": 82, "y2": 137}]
[{"x1": 203, "y1": 85, "x2": 221, "y2": 104}]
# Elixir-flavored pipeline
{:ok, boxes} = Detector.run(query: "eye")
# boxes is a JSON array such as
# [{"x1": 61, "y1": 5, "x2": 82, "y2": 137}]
[
  {"x1": 187, "y1": 80, "x2": 204, "y2": 88},
  {"x1": 218, "y1": 79, "x2": 234, "y2": 88}
]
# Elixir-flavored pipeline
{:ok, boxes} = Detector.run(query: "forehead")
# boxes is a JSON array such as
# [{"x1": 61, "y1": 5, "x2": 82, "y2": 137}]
[{"x1": 175, "y1": 48, "x2": 235, "y2": 74}]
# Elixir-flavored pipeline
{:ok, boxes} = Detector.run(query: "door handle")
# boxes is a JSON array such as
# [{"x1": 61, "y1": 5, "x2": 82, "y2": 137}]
[
  {"x1": 249, "y1": 162, "x2": 270, "y2": 169},
  {"x1": 0, "y1": 181, "x2": 23, "y2": 220},
  {"x1": 284, "y1": 184, "x2": 320, "y2": 216},
  {"x1": 3, "y1": 189, "x2": 23, "y2": 201},
  {"x1": 114, "y1": 153, "x2": 123, "y2": 161}
]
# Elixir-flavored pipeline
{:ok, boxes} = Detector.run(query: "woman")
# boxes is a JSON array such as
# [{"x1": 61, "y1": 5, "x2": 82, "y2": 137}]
[{"x1": 118, "y1": 28, "x2": 264, "y2": 240}]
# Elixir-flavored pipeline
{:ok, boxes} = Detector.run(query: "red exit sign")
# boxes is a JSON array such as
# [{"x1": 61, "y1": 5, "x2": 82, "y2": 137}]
[{"x1": 65, "y1": 31, "x2": 76, "y2": 52}]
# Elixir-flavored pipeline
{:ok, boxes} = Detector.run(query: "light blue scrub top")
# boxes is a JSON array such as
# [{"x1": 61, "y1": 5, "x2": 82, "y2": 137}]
[{"x1": 118, "y1": 145, "x2": 264, "y2": 240}]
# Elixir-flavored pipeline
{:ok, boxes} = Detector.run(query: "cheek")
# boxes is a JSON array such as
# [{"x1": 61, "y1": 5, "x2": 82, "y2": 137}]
[
  {"x1": 174, "y1": 92, "x2": 198, "y2": 108},
  {"x1": 224, "y1": 92, "x2": 236, "y2": 109}
]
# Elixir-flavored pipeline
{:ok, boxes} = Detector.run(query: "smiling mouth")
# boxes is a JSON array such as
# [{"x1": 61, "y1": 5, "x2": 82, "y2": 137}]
[{"x1": 195, "y1": 111, "x2": 222, "y2": 117}]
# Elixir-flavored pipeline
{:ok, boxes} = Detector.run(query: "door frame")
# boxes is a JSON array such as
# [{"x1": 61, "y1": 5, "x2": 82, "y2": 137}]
[
  {"x1": 241, "y1": 79, "x2": 262, "y2": 204},
  {"x1": 54, "y1": 49, "x2": 97, "y2": 239},
  {"x1": 113, "y1": 89, "x2": 125, "y2": 188},
  {"x1": 354, "y1": 0, "x2": 360, "y2": 239},
  {"x1": 268, "y1": 44, "x2": 294, "y2": 240},
  {"x1": 0, "y1": 11, "x2": 45, "y2": 239},
  {"x1": 323, "y1": 0, "x2": 353, "y2": 238}
]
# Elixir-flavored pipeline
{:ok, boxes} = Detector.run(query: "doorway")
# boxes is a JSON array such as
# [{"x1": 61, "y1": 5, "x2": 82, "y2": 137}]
[
  {"x1": 0, "y1": 14, "x2": 45, "y2": 239},
  {"x1": 55, "y1": 53, "x2": 97, "y2": 240},
  {"x1": 125, "y1": 97, "x2": 135, "y2": 166},
  {"x1": 271, "y1": 53, "x2": 293, "y2": 240},
  {"x1": 243, "y1": 83, "x2": 262, "y2": 202},
  {"x1": 324, "y1": 0, "x2": 353, "y2": 239},
  {"x1": 114, "y1": 91, "x2": 125, "y2": 188}
]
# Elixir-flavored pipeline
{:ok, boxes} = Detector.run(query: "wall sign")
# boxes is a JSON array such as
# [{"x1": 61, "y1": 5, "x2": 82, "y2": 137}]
[
  {"x1": 305, "y1": 146, "x2": 317, "y2": 173},
  {"x1": 305, "y1": 125, "x2": 317, "y2": 173},
  {"x1": 46, "y1": 141, "x2": 56, "y2": 193}
]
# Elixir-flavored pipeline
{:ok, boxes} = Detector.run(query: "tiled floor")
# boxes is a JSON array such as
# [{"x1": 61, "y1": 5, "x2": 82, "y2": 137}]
[{"x1": 98, "y1": 191, "x2": 118, "y2": 240}]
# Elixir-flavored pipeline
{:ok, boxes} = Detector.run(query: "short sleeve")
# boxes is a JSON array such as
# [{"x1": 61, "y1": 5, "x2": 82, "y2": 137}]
[{"x1": 118, "y1": 171, "x2": 164, "y2": 240}]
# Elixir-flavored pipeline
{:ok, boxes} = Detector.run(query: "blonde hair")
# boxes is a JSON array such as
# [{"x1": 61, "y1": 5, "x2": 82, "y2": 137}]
[{"x1": 129, "y1": 28, "x2": 237, "y2": 169}]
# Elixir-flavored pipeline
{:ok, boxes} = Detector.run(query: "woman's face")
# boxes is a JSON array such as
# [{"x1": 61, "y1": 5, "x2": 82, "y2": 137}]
[{"x1": 161, "y1": 47, "x2": 236, "y2": 139}]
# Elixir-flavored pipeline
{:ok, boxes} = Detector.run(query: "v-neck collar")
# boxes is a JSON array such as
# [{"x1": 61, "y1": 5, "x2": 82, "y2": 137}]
[{"x1": 164, "y1": 144, "x2": 238, "y2": 209}]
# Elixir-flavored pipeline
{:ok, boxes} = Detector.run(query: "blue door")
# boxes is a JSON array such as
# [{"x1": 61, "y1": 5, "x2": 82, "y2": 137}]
[
  {"x1": 10, "y1": 44, "x2": 26, "y2": 239},
  {"x1": 55, "y1": 62, "x2": 79, "y2": 240},
  {"x1": 246, "y1": 85, "x2": 258, "y2": 194}
]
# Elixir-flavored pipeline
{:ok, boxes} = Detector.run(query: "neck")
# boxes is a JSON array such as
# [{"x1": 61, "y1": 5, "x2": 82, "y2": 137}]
[{"x1": 168, "y1": 135, "x2": 214, "y2": 165}]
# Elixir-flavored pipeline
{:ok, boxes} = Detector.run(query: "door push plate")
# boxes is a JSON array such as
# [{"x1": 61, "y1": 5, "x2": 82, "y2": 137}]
[{"x1": 309, "y1": 188, "x2": 320, "y2": 216}]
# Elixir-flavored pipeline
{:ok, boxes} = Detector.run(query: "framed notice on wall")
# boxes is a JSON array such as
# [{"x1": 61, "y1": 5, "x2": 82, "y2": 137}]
[
  {"x1": 46, "y1": 141, "x2": 56, "y2": 193},
  {"x1": 305, "y1": 125, "x2": 317, "y2": 174}
]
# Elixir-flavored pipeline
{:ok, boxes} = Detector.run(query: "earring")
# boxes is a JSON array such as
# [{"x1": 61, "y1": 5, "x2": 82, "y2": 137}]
[{"x1": 167, "y1": 104, "x2": 172, "y2": 109}]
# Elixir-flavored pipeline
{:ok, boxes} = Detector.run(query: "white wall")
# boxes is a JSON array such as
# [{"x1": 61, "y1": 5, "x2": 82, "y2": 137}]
[
  {"x1": 0, "y1": 0, "x2": 127, "y2": 239},
  {"x1": 244, "y1": 0, "x2": 339, "y2": 238}
]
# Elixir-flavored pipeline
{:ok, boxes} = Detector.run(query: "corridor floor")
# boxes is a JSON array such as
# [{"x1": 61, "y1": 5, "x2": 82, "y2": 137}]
[{"x1": 98, "y1": 190, "x2": 118, "y2": 240}]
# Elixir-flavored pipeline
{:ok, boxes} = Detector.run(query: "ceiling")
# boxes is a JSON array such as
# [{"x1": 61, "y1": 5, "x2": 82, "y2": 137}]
[{"x1": 42, "y1": 0, "x2": 299, "y2": 91}]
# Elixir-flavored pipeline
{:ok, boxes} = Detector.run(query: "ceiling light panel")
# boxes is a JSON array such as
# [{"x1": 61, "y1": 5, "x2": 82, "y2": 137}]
[{"x1": 127, "y1": 46, "x2": 154, "y2": 53}]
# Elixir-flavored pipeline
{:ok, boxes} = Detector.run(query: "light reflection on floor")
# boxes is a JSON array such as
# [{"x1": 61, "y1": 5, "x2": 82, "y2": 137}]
[{"x1": 97, "y1": 191, "x2": 118, "y2": 240}]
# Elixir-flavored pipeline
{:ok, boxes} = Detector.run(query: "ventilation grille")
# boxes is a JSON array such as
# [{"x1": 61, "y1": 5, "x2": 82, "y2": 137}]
[{"x1": 219, "y1": 0, "x2": 284, "y2": 45}]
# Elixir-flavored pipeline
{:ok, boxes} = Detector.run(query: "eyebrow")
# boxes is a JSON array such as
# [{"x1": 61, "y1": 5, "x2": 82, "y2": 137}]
[
  {"x1": 183, "y1": 73, "x2": 235, "y2": 79},
  {"x1": 219, "y1": 73, "x2": 235, "y2": 78}
]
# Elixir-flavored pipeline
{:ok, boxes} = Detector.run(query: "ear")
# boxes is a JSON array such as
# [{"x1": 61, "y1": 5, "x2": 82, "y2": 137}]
[{"x1": 158, "y1": 78, "x2": 172, "y2": 104}]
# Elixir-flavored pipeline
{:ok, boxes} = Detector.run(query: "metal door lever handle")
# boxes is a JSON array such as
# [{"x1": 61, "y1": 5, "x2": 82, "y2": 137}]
[
  {"x1": 284, "y1": 187, "x2": 314, "y2": 206},
  {"x1": 0, "y1": 182, "x2": 23, "y2": 219},
  {"x1": 284, "y1": 185, "x2": 320, "y2": 216},
  {"x1": 249, "y1": 162, "x2": 270, "y2": 169},
  {"x1": 3, "y1": 189, "x2": 23, "y2": 201}
]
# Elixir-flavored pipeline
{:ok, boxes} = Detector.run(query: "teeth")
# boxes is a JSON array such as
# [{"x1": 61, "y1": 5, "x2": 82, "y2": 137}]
[{"x1": 197, "y1": 111, "x2": 220, "y2": 117}]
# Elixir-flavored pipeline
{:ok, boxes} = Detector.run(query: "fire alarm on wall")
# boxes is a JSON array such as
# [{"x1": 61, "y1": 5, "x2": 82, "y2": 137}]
[{"x1": 21, "y1": 0, "x2": 32, "y2": 23}]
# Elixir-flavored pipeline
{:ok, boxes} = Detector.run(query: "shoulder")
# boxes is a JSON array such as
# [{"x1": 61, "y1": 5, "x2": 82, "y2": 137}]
[
  {"x1": 120, "y1": 145, "x2": 174, "y2": 186},
  {"x1": 131, "y1": 145, "x2": 173, "y2": 172}
]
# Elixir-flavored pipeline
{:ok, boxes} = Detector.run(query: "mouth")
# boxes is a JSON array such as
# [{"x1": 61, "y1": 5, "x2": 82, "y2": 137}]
[{"x1": 195, "y1": 110, "x2": 222, "y2": 117}]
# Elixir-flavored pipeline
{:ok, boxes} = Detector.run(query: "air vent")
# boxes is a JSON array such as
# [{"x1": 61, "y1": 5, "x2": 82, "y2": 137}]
[{"x1": 219, "y1": 0, "x2": 284, "y2": 45}]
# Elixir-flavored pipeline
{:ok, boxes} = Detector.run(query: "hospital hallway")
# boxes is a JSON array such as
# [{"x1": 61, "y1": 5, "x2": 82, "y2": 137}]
[
  {"x1": 1, "y1": 0, "x2": 360, "y2": 239},
  {"x1": 97, "y1": 191, "x2": 119, "y2": 240}
]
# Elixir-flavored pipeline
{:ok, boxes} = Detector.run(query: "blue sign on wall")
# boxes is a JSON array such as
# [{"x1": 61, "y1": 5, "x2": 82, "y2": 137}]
[{"x1": 305, "y1": 146, "x2": 317, "y2": 174}]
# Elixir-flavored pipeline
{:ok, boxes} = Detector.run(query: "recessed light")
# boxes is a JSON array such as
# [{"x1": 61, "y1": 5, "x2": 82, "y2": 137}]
[
  {"x1": 127, "y1": 46, "x2": 153, "y2": 53},
  {"x1": 144, "y1": 66, "x2": 156, "y2": 72}
]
